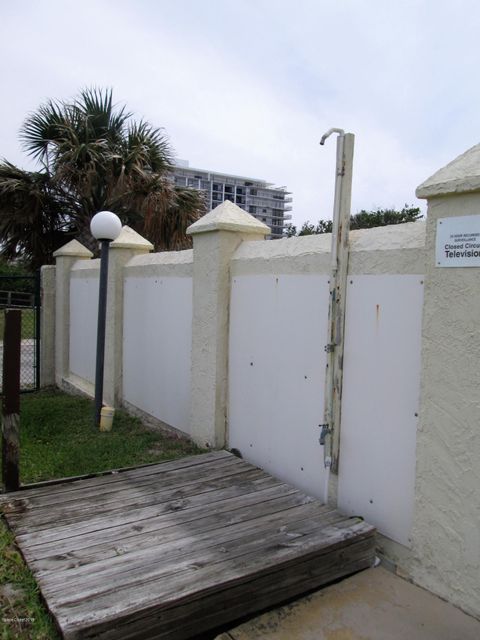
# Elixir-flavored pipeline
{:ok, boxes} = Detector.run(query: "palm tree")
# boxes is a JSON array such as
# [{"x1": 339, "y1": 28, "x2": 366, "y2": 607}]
[{"x1": 0, "y1": 89, "x2": 206, "y2": 269}]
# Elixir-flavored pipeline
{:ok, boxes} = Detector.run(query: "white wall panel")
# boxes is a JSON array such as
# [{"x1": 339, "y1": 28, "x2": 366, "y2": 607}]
[
  {"x1": 228, "y1": 274, "x2": 330, "y2": 499},
  {"x1": 337, "y1": 275, "x2": 424, "y2": 546},
  {"x1": 123, "y1": 276, "x2": 192, "y2": 434},
  {"x1": 69, "y1": 276, "x2": 98, "y2": 384}
]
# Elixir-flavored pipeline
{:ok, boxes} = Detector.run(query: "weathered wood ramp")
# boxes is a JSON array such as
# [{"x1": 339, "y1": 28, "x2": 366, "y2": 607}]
[{"x1": 0, "y1": 451, "x2": 375, "y2": 640}]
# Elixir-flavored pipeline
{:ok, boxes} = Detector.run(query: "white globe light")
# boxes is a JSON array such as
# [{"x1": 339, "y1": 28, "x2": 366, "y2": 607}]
[{"x1": 90, "y1": 211, "x2": 122, "y2": 241}]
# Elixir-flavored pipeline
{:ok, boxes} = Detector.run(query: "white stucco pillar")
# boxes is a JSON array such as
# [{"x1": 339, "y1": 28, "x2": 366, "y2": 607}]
[
  {"x1": 40, "y1": 265, "x2": 56, "y2": 387},
  {"x1": 187, "y1": 201, "x2": 270, "y2": 449},
  {"x1": 413, "y1": 144, "x2": 480, "y2": 618},
  {"x1": 103, "y1": 226, "x2": 153, "y2": 407},
  {"x1": 53, "y1": 240, "x2": 93, "y2": 386}
]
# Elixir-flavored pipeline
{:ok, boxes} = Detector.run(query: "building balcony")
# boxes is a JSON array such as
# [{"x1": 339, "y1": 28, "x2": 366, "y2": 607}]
[{"x1": 248, "y1": 193, "x2": 290, "y2": 204}]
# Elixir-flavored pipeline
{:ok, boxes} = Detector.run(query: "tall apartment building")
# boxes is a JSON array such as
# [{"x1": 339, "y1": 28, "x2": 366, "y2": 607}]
[{"x1": 172, "y1": 162, "x2": 292, "y2": 239}]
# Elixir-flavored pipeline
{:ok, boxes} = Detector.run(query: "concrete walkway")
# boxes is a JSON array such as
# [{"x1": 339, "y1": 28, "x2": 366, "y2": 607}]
[{"x1": 216, "y1": 567, "x2": 480, "y2": 640}]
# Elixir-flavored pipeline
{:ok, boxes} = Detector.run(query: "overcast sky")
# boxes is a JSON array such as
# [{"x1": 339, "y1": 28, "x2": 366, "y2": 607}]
[{"x1": 1, "y1": 0, "x2": 479, "y2": 227}]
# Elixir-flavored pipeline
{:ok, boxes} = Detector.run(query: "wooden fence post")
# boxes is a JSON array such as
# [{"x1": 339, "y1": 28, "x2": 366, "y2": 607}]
[{"x1": 2, "y1": 309, "x2": 21, "y2": 491}]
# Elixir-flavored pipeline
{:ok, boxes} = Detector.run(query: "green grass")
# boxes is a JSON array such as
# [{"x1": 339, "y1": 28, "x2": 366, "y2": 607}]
[
  {"x1": 0, "y1": 390, "x2": 205, "y2": 638},
  {"x1": 0, "y1": 309, "x2": 35, "y2": 341},
  {"x1": 0, "y1": 525, "x2": 58, "y2": 639},
  {"x1": 16, "y1": 389, "x2": 202, "y2": 483}
]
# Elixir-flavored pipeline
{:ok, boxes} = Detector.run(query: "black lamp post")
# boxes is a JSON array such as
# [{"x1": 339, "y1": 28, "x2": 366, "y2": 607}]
[{"x1": 90, "y1": 211, "x2": 122, "y2": 427}]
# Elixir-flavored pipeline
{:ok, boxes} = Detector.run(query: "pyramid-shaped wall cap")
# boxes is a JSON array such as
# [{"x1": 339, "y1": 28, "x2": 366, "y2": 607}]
[
  {"x1": 53, "y1": 239, "x2": 93, "y2": 259},
  {"x1": 416, "y1": 143, "x2": 480, "y2": 199},
  {"x1": 187, "y1": 200, "x2": 271, "y2": 236},
  {"x1": 110, "y1": 225, "x2": 154, "y2": 251}
]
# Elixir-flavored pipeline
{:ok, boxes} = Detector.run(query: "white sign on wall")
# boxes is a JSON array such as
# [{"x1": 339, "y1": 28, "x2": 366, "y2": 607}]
[{"x1": 436, "y1": 215, "x2": 480, "y2": 267}]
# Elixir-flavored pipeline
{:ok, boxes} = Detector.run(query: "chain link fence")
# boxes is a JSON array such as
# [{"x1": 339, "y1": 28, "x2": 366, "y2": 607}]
[{"x1": 0, "y1": 275, "x2": 40, "y2": 393}]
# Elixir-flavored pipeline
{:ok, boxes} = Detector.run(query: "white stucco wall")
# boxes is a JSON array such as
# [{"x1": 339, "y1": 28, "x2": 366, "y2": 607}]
[
  {"x1": 412, "y1": 192, "x2": 480, "y2": 618},
  {"x1": 122, "y1": 253, "x2": 193, "y2": 434},
  {"x1": 69, "y1": 263, "x2": 99, "y2": 385}
]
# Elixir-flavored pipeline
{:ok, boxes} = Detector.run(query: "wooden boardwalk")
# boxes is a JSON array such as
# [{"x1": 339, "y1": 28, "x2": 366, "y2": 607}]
[{"x1": 0, "y1": 451, "x2": 375, "y2": 640}]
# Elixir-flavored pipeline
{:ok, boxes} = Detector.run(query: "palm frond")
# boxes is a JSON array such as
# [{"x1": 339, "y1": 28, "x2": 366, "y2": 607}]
[
  {"x1": 0, "y1": 162, "x2": 75, "y2": 268},
  {"x1": 124, "y1": 121, "x2": 174, "y2": 173},
  {"x1": 141, "y1": 183, "x2": 206, "y2": 250},
  {"x1": 76, "y1": 88, "x2": 130, "y2": 144},
  {"x1": 20, "y1": 100, "x2": 69, "y2": 164}
]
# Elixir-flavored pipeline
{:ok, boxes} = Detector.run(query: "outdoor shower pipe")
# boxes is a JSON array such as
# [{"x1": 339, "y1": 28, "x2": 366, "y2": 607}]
[
  {"x1": 319, "y1": 128, "x2": 345, "y2": 146},
  {"x1": 319, "y1": 128, "x2": 354, "y2": 480},
  {"x1": 320, "y1": 127, "x2": 346, "y2": 460},
  {"x1": 320, "y1": 128, "x2": 345, "y2": 273}
]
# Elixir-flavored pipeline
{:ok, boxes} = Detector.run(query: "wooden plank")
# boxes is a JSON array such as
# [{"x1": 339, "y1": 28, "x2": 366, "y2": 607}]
[
  {"x1": 0, "y1": 450, "x2": 233, "y2": 503},
  {"x1": 20, "y1": 473, "x2": 283, "y2": 559},
  {"x1": 40, "y1": 511, "x2": 356, "y2": 603},
  {"x1": 16, "y1": 483, "x2": 304, "y2": 551},
  {"x1": 53, "y1": 520, "x2": 374, "y2": 630},
  {"x1": 5, "y1": 467, "x2": 264, "y2": 531},
  {"x1": 85, "y1": 537, "x2": 375, "y2": 640},
  {"x1": 19, "y1": 487, "x2": 307, "y2": 564},
  {"x1": 2, "y1": 455, "x2": 245, "y2": 513},
  {"x1": 35, "y1": 505, "x2": 342, "y2": 588},
  {"x1": 5, "y1": 465, "x2": 265, "y2": 530},
  {"x1": 20, "y1": 477, "x2": 290, "y2": 563},
  {"x1": 57, "y1": 523, "x2": 373, "y2": 628},
  {"x1": 3, "y1": 450, "x2": 230, "y2": 503},
  {"x1": 31, "y1": 501, "x2": 337, "y2": 575}
]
